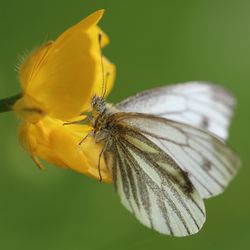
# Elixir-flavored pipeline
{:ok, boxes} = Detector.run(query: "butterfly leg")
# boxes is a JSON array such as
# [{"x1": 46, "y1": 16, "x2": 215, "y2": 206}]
[
  {"x1": 78, "y1": 130, "x2": 94, "y2": 145},
  {"x1": 63, "y1": 115, "x2": 90, "y2": 126},
  {"x1": 97, "y1": 139, "x2": 111, "y2": 182}
]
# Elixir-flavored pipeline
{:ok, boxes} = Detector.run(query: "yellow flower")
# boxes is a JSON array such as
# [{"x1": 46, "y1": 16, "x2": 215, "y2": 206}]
[{"x1": 13, "y1": 10, "x2": 115, "y2": 182}]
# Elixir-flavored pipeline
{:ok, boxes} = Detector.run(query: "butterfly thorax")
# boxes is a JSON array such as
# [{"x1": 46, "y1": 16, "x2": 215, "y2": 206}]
[{"x1": 91, "y1": 96, "x2": 117, "y2": 143}]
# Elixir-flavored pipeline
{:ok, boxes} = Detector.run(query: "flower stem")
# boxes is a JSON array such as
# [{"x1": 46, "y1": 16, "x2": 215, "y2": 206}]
[{"x1": 0, "y1": 94, "x2": 21, "y2": 113}]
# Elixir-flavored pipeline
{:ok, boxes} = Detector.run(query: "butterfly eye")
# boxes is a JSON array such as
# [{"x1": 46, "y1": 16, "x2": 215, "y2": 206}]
[{"x1": 92, "y1": 95, "x2": 97, "y2": 106}]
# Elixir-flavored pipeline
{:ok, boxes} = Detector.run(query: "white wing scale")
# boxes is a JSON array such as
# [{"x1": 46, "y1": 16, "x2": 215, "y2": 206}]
[
  {"x1": 104, "y1": 126, "x2": 205, "y2": 236},
  {"x1": 115, "y1": 113, "x2": 240, "y2": 198},
  {"x1": 116, "y1": 82, "x2": 235, "y2": 140}
]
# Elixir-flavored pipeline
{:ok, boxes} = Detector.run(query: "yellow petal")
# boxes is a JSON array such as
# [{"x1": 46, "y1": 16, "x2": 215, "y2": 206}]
[
  {"x1": 19, "y1": 10, "x2": 115, "y2": 120},
  {"x1": 19, "y1": 42, "x2": 52, "y2": 91},
  {"x1": 13, "y1": 95, "x2": 46, "y2": 123},
  {"x1": 19, "y1": 116, "x2": 112, "y2": 182}
]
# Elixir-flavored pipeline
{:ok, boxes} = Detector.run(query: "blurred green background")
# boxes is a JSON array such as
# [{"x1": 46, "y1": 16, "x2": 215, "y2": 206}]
[{"x1": 0, "y1": 0, "x2": 249, "y2": 249}]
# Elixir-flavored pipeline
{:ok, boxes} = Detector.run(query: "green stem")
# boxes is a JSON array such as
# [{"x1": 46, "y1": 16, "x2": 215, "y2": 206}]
[{"x1": 0, "y1": 94, "x2": 22, "y2": 113}]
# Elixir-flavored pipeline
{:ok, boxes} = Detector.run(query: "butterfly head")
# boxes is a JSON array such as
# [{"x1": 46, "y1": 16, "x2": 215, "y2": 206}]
[{"x1": 91, "y1": 95, "x2": 106, "y2": 116}]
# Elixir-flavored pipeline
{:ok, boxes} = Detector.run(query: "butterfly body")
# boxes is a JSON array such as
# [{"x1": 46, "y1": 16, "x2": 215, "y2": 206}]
[{"x1": 91, "y1": 95, "x2": 117, "y2": 143}]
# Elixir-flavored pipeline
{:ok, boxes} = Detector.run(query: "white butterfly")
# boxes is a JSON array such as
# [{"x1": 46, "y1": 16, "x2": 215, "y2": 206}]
[{"x1": 88, "y1": 81, "x2": 240, "y2": 237}]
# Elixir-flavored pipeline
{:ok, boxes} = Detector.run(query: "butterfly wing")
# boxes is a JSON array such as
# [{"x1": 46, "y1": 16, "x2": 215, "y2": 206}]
[
  {"x1": 116, "y1": 82, "x2": 235, "y2": 140},
  {"x1": 104, "y1": 124, "x2": 205, "y2": 236},
  {"x1": 111, "y1": 113, "x2": 240, "y2": 199}
]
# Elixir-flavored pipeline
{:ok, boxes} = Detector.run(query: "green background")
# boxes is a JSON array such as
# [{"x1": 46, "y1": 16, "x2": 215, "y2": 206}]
[{"x1": 0, "y1": 0, "x2": 249, "y2": 249}]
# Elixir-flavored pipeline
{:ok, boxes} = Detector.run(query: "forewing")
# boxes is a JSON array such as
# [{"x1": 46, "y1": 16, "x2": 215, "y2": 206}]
[
  {"x1": 116, "y1": 82, "x2": 235, "y2": 140},
  {"x1": 112, "y1": 113, "x2": 240, "y2": 199},
  {"x1": 104, "y1": 127, "x2": 205, "y2": 236}
]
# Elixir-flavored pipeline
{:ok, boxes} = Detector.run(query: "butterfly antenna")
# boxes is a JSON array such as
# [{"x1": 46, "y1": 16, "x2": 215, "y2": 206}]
[
  {"x1": 103, "y1": 71, "x2": 110, "y2": 97},
  {"x1": 98, "y1": 33, "x2": 108, "y2": 99}
]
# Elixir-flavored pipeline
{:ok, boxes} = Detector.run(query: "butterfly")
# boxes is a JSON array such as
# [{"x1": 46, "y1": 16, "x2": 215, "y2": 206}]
[{"x1": 85, "y1": 81, "x2": 240, "y2": 237}]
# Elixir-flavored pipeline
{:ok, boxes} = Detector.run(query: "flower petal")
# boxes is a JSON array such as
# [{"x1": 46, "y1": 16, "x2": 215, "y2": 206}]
[
  {"x1": 19, "y1": 116, "x2": 112, "y2": 182},
  {"x1": 19, "y1": 10, "x2": 115, "y2": 120},
  {"x1": 13, "y1": 94, "x2": 46, "y2": 123}
]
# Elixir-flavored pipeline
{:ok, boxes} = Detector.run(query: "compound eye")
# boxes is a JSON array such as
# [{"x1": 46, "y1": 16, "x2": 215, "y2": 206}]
[{"x1": 92, "y1": 95, "x2": 97, "y2": 106}]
